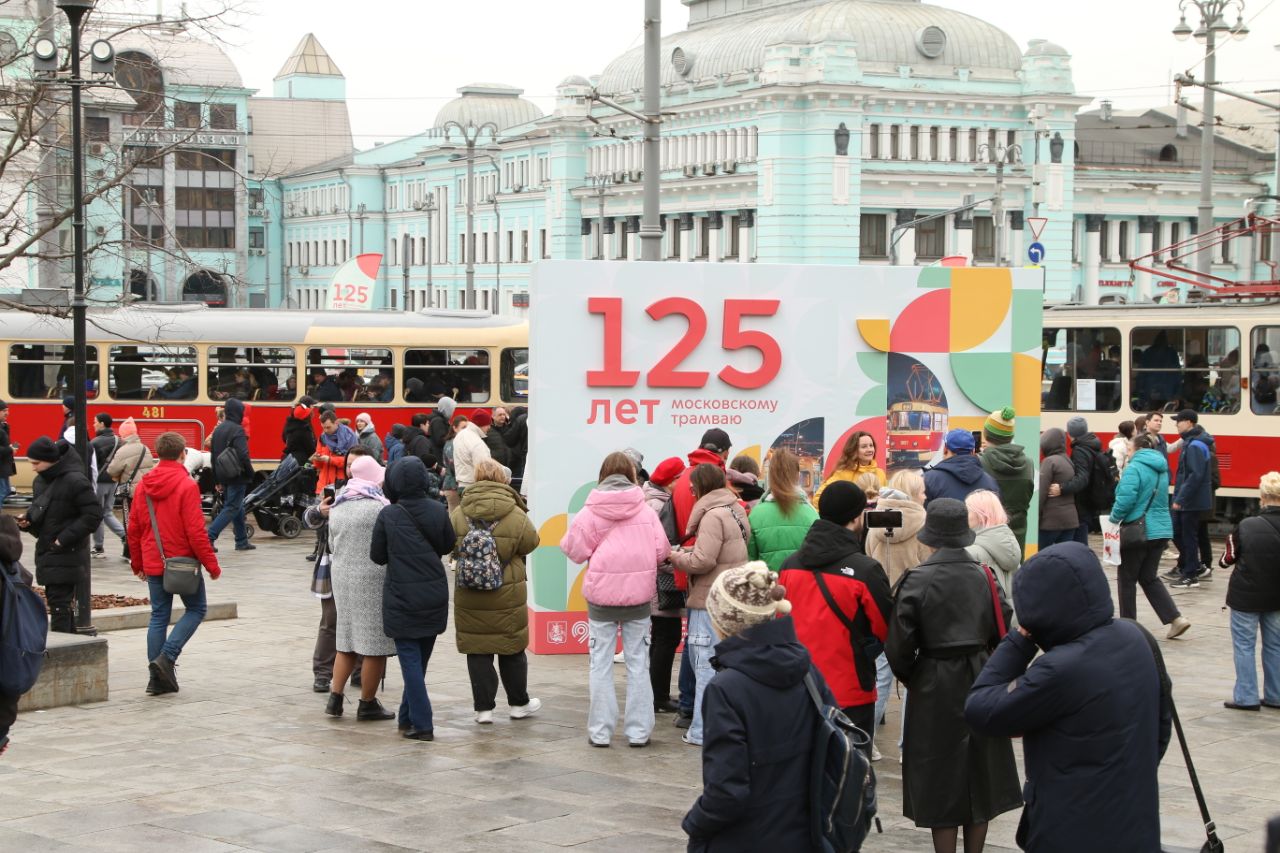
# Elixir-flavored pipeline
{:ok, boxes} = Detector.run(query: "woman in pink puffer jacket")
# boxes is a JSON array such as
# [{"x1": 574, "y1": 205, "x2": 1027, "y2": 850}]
[{"x1": 560, "y1": 452, "x2": 670, "y2": 747}]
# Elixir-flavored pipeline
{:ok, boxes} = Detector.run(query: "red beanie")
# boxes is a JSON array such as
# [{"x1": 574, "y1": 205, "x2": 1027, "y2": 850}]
[
  {"x1": 470, "y1": 409, "x2": 492, "y2": 428},
  {"x1": 649, "y1": 457, "x2": 685, "y2": 488}
]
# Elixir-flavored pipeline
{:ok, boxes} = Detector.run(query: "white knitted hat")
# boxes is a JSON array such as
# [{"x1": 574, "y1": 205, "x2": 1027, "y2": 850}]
[{"x1": 706, "y1": 561, "x2": 791, "y2": 639}]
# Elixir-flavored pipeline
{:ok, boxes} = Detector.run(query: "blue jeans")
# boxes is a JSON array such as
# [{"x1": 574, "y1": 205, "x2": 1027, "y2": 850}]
[
  {"x1": 395, "y1": 636, "x2": 438, "y2": 732},
  {"x1": 0, "y1": 477, "x2": 10, "y2": 506},
  {"x1": 588, "y1": 617, "x2": 653, "y2": 745},
  {"x1": 146, "y1": 574, "x2": 207, "y2": 663},
  {"x1": 1039, "y1": 527, "x2": 1077, "y2": 549},
  {"x1": 678, "y1": 642, "x2": 695, "y2": 714},
  {"x1": 873, "y1": 652, "x2": 892, "y2": 732},
  {"x1": 686, "y1": 608, "x2": 717, "y2": 745},
  {"x1": 1230, "y1": 609, "x2": 1280, "y2": 707},
  {"x1": 207, "y1": 482, "x2": 248, "y2": 547},
  {"x1": 1072, "y1": 520, "x2": 1090, "y2": 545},
  {"x1": 1175, "y1": 509, "x2": 1202, "y2": 580}
]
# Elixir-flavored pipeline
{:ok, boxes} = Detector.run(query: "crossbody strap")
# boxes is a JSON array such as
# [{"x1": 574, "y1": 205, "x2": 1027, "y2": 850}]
[
  {"x1": 124, "y1": 449, "x2": 145, "y2": 485},
  {"x1": 814, "y1": 570, "x2": 858, "y2": 637},
  {"x1": 981, "y1": 564, "x2": 1008, "y2": 640},
  {"x1": 803, "y1": 670, "x2": 827, "y2": 714},
  {"x1": 144, "y1": 494, "x2": 167, "y2": 562}
]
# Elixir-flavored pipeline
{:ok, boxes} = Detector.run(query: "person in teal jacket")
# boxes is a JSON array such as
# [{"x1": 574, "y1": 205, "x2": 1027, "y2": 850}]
[
  {"x1": 747, "y1": 449, "x2": 818, "y2": 572},
  {"x1": 1108, "y1": 433, "x2": 1190, "y2": 639}
]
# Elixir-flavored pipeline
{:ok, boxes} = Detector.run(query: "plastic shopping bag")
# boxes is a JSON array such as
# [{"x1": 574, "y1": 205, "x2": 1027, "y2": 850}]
[{"x1": 1099, "y1": 516, "x2": 1121, "y2": 566}]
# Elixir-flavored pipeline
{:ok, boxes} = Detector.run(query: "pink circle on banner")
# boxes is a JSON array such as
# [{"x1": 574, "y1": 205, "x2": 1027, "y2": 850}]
[{"x1": 823, "y1": 417, "x2": 888, "y2": 480}]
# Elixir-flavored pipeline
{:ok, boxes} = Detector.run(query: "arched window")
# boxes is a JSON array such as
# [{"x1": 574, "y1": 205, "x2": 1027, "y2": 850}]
[
  {"x1": 183, "y1": 270, "x2": 227, "y2": 307},
  {"x1": 115, "y1": 51, "x2": 164, "y2": 127},
  {"x1": 1158, "y1": 144, "x2": 1178, "y2": 163},
  {"x1": 129, "y1": 269, "x2": 158, "y2": 301}
]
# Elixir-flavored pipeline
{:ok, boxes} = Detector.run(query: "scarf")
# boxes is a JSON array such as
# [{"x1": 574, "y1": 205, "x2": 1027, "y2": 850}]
[
  {"x1": 321, "y1": 423, "x2": 358, "y2": 454},
  {"x1": 334, "y1": 478, "x2": 389, "y2": 506}
]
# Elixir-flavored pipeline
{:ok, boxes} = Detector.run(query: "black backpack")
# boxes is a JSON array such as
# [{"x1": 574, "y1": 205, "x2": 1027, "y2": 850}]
[
  {"x1": 804, "y1": 671, "x2": 877, "y2": 853},
  {"x1": 0, "y1": 560, "x2": 48, "y2": 696},
  {"x1": 1087, "y1": 447, "x2": 1119, "y2": 512}
]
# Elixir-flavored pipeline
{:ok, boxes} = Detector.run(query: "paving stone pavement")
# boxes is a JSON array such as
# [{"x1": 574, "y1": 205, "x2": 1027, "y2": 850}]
[{"x1": 2, "y1": 534, "x2": 1278, "y2": 852}]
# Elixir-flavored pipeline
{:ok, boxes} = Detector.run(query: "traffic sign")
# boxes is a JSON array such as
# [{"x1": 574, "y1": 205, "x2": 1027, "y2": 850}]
[
  {"x1": 1027, "y1": 217, "x2": 1048, "y2": 240},
  {"x1": 1028, "y1": 242, "x2": 1046, "y2": 265}
]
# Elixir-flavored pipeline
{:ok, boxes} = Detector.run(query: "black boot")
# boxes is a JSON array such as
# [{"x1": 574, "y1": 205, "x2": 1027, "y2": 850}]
[
  {"x1": 149, "y1": 654, "x2": 179, "y2": 693},
  {"x1": 145, "y1": 674, "x2": 160, "y2": 696},
  {"x1": 356, "y1": 698, "x2": 395, "y2": 721},
  {"x1": 325, "y1": 692, "x2": 344, "y2": 717}
]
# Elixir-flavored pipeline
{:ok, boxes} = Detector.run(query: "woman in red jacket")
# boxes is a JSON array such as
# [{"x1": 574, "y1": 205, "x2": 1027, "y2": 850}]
[{"x1": 128, "y1": 432, "x2": 221, "y2": 696}]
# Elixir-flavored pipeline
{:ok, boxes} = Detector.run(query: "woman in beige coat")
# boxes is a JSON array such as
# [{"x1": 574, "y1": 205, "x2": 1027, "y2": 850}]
[
  {"x1": 669, "y1": 463, "x2": 750, "y2": 746},
  {"x1": 866, "y1": 469, "x2": 931, "y2": 586}
]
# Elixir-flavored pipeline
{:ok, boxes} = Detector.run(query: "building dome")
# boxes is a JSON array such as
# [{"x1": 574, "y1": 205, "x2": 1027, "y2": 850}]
[
  {"x1": 433, "y1": 83, "x2": 544, "y2": 132},
  {"x1": 1024, "y1": 39, "x2": 1069, "y2": 57},
  {"x1": 597, "y1": 0, "x2": 1023, "y2": 93}
]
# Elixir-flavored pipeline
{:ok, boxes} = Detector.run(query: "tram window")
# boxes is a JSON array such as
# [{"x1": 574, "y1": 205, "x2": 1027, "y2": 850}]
[
  {"x1": 1130, "y1": 327, "x2": 1240, "y2": 415},
  {"x1": 109, "y1": 345, "x2": 198, "y2": 401},
  {"x1": 7, "y1": 344, "x2": 99, "y2": 400},
  {"x1": 404, "y1": 348, "x2": 490, "y2": 404},
  {"x1": 207, "y1": 347, "x2": 298, "y2": 402},
  {"x1": 1041, "y1": 327, "x2": 1121, "y2": 412},
  {"x1": 500, "y1": 347, "x2": 528, "y2": 403},
  {"x1": 305, "y1": 348, "x2": 393, "y2": 404},
  {"x1": 1249, "y1": 327, "x2": 1280, "y2": 414}
]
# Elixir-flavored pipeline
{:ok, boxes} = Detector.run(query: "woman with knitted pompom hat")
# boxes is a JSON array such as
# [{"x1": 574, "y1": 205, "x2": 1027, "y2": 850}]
[
  {"x1": 683, "y1": 561, "x2": 836, "y2": 852},
  {"x1": 978, "y1": 405, "x2": 1034, "y2": 553}
]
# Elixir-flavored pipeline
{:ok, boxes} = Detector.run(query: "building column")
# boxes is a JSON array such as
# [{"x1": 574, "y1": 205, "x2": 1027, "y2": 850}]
[
  {"x1": 738, "y1": 209, "x2": 753, "y2": 263},
  {"x1": 601, "y1": 216, "x2": 616, "y2": 259},
  {"x1": 1136, "y1": 216, "x2": 1157, "y2": 301},
  {"x1": 953, "y1": 211, "x2": 974, "y2": 260},
  {"x1": 878, "y1": 123, "x2": 892, "y2": 160},
  {"x1": 1009, "y1": 211, "x2": 1024, "y2": 268},
  {"x1": 627, "y1": 215, "x2": 641, "y2": 261},
  {"x1": 938, "y1": 127, "x2": 952, "y2": 163},
  {"x1": 1084, "y1": 213, "x2": 1103, "y2": 305},
  {"x1": 581, "y1": 218, "x2": 593, "y2": 259},
  {"x1": 679, "y1": 213, "x2": 693, "y2": 262},
  {"x1": 919, "y1": 127, "x2": 932, "y2": 162},
  {"x1": 1105, "y1": 219, "x2": 1120, "y2": 264},
  {"x1": 708, "y1": 212, "x2": 722, "y2": 263},
  {"x1": 956, "y1": 128, "x2": 970, "y2": 163},
  {"x1": 896, "y1": 209, "x2": 917, "y2": 266},
  {"x1": 891, "y1": 124, "x2": 904, "y2": 160}
]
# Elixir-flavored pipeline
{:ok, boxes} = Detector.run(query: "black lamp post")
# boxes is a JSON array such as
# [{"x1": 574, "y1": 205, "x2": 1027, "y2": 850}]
[{"x1": 34, "y1": 0, "x2": 115, "y2": 632}]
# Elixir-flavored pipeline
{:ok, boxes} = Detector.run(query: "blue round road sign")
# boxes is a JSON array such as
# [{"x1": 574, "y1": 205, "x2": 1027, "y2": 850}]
[{"x1": 1028, "y1": 242, "x2": 1046, "y2": 264}]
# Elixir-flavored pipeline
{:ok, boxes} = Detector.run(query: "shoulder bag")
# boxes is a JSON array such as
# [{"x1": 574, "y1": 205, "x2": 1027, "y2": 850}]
[
  {"x1": 145, "y1": 495, "x2": 203, "y2": 596},
  {"x1": 981, "y1": 563, "x2": 1008, "y2": 641},
  {"x1": 1120, "y1": 482, "x2": 1161, "y2": 550},
  {"x1": 118, "y1": 449, "x2": 146, "y2": 497}
]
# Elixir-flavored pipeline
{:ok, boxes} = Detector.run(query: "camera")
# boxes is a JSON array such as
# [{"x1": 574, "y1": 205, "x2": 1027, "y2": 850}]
[{"x1": 864, "y1": 509, "x2": 903, "y2": 530}]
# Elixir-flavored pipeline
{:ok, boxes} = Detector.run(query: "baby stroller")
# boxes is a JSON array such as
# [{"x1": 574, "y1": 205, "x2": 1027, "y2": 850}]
[{"x1": 242, "y1": 455, "x2": 317, "y2": 539}]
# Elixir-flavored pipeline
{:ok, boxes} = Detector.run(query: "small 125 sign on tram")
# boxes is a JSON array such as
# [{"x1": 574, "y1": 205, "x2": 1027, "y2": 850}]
[{"x1": 587, "y1": 297, "x2": 781, "y2": 390}]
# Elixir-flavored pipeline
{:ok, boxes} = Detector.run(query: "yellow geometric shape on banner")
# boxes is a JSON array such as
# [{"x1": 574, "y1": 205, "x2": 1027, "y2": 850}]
[
  {"x1": 857, "y1": 318, "x2": 891, "y2": 352},
  {"x1": 949, "y1": 268, "x2": 1013, "y2": 352},
  {"x1": 568, "y1": 565, "x2": 588, "y2": 611},
  {"x1": 1013, "y1": 353, "x2": 1042, "y2": 415},
  {"x1": 539, "y1": 513, "x2": 568, "y2": 548},
  {"x1": 739, "y1": 444, "x2": 762, "y2": 466},
  {"x1": 948, "y1": 416, "x2": 987, "y2": 432}
]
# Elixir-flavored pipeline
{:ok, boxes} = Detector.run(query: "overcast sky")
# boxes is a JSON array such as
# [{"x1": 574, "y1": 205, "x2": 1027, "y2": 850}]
[{"x1": 194, "y1": 0, "x2": 1280, "y2": 146}]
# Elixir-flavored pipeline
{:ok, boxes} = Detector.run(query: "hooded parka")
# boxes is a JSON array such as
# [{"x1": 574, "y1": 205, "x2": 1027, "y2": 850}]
[
  {"x1": 27, "y1": 442, "x2": 103, "y2": 586},
  {"x1": 1038, "y1": 430, "x2": 1079, "y2": 533},
  {"x1": 746, "y1": 493, "x2": 818, "y2": 572},
  {"x1": 211, "y1": 398, "x2": 252, "y2": 486},
  {"x1": 924, "y1": 454, "x2": 1001, "y2": 506},
  {"x1": 281, "y1": 406, "x2": 316, "y2": 467},
  {"x1": 450, "y1": 479, "x2": 539, "y2": 655},
  {"x1": 965, "y1": 542, "x2": 1171, "y2": 853},
  {"x1": 373, "y1": 458, "x2": 456, "y2": 639},
  {"x1": 1109, "y1": 448, "x2": 1173, "y2": 540},
  {"x1": 979, "y1": 443, "x2": 1034, "y2": 550},
  {"x1": 864, "y1": 495, "x2": 931, "y2": 586}
]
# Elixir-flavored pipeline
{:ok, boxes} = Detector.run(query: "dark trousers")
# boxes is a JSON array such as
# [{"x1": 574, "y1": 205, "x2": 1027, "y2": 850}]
[
  {"x1": 678, "y1": 642, "x2": 695, "y2": 714},
  {"x1": 45, "y1": 581, "x2": 77, "y2": 634},
  {"x1": 1118, "y1": 538, "x2": 1180, "y2": 624},
  {"x1": 650, "y1": 615, "x2": 682, "y2": 705},
  {"x1": 466, "y1": 652, "x2": 529, "y2": 712},
  {"x1": 1072, "y1": 520, "x2": 1091, "y2": 545},
  {"x1": 1198, "y1": 518, "x2": 1213, "y2": 567},
  {"x1": 1175, "y1": 510, "x2": 1203, "y2": 580},
  {"x1": 842, "y1": 703, "x2": 876, "y2": 761},
  {"x1": 395, "y1": 636, "x2": 438, "y2": 732},
  {"x1": 1039, "y1": 527, "x2": 1077, "y2": 548},
  {"x1": 0, "y1": 690, "x2": 15, "y2": 744},
  {"x1": 313, "y1": 597, "x2": 361, "y2": 683}
]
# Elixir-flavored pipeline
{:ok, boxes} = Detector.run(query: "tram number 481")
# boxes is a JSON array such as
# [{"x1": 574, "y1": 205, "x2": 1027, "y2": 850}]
[
  {"x1": 587, "y1": 297, "x2": 781, "y2": 390},
  {"x1": 141, "y1": 406, "x2": 165, "y2": 418}
]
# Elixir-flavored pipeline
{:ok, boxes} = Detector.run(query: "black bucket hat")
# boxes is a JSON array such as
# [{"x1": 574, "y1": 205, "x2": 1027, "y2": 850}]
[{"x1": 918, "y1": 497, "x2": 976, "y2": 549}]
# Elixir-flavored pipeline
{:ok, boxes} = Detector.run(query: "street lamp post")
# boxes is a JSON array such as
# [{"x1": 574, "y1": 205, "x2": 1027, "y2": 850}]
[
  {"x1": 262, "y1": 207, "x2": 272, "y2": 307},
  {"x1": 1173, "y1": 0, "x2": 1250, "y2": 284},
  {"x1": 420, "y1": 192, "x2": 436, "y2": 308},
  {"x1": 975, "y1": 143, "x2": 1025, "y2": 267},
  {"x1": 354, "y1": 202, "x2": 367, "y2": 253},
  {"x1": 590, "y1": 175, "x2": 614, "y2": 260},
  {"x1": 441, "y1": 120, "x2": 499, "y2": 310}
]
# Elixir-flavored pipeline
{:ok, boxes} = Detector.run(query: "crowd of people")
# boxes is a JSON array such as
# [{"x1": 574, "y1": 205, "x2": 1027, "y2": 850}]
[{"x1": 2, "y1": 392, "x2": 1279, "y2": 853}]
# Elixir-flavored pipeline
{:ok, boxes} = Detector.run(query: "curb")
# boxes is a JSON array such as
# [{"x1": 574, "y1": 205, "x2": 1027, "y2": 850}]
[{"x1": 90, "y1": 601, "x2": 239, "y2": 632}]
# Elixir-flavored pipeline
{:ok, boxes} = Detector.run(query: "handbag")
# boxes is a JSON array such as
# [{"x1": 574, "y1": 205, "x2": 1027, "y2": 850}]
[
  {"x1": 981, "y1": 563, "x2": 1008, "y2": 640},
  {"x1": 145, "y1": 495, "x2": 203, "y2": 596},
  {"x1": 1120, "y1": 484, "x2": 1161, "y2": 550}
]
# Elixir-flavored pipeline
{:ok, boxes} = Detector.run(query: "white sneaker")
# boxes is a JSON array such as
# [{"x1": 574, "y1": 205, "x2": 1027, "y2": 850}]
[
  {"x1": 475, "y1": 710, "x2": 493, "y2": 725},
  {"x1": 509, "y1": 697, "x2": 542, "y2": 719},
  {"x1": 613, "y1": 652, "x2": 625, "y2": 664},
  {"x1": 870, "y1": 743, "x2": 883, "y2": 762}
]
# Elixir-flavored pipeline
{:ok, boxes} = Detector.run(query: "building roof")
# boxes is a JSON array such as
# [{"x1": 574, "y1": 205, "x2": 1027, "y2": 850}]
[
  {"x1": 433, "y1": 83, "x2": 544, "y2": 133},
  {"x1": 598, "y1": 0, "x2": 1024, "y2": 94},
  {"x1": 275, "y1": 33, "x2": 343, "y2": 79},
  {"x1": 249, "y1": 97, "x2": 354, "y2": 178},
  {"x1": 1075, "y1": 105, "x2": 1273, "y2": 172},
  {"x1": 100, "y1": 24, "x2": 246, "y2": 91}
]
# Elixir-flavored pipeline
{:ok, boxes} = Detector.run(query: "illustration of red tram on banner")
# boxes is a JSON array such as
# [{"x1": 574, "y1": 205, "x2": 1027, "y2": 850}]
[{"x1": 887, "y1": 363, "x2": 949, "y2": 470}]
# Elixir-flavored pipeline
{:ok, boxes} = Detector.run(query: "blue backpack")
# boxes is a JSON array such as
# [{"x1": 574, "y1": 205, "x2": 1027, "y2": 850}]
[
  {"x1": 805, "y1": 671, "x2": 877, "y2": 853},
  {"x1": 0, "y1": 560, "x2": 48, "y2": 696}
]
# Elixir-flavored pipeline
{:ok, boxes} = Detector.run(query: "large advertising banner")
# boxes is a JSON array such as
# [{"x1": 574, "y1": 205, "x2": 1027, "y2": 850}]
[{"x1": 526, "y1": 261, "x2": 1043, "y2": 654}]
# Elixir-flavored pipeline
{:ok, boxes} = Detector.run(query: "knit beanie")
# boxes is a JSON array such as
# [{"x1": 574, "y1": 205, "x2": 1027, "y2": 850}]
[
  {"x1": 1066, "y1": 416, "x2": 1089, "y2": 439},
  {"x1": 61, "y1": 395, "x2": 74, "y2": 411},
  {"x1": 983, "y1": 406, "x2": 1016, "y2": 445},
  {"x1": 622, "y1": 448, "x2": 644, "y2": 472},
  {"x1": 706, "y1": 562, "x2": 791, "y2": 639},
  {"x1": 118, "y1": 417, "x2": 138, "y2": 439},
  {"x1": 27, "y1": 435, "x2": 61, "y2": 463},
  {"x1": 818, "y1": 480, "x2": 867, "y2": 526},
  {"x1": 649, "y1": 457, "x2": 684, "y2": 488},
  {"x1": 470, "y1": 409, "x2": 492, "y2": 428}
]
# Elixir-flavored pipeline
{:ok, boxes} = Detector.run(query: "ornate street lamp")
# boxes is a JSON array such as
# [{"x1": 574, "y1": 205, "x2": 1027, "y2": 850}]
[{"x1": 439, "y1": 120, "x2": 499, "y2": 310}]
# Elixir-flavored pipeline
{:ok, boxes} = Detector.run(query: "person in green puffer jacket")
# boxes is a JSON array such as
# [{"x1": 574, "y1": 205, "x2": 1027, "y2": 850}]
[
  {"x1": 747, "y1": 449, "x2": 818, "y2": 572},
  {"x1": 450, "y1": 458, "x2": 541, "y2": 723},
  {"x1": 978, "y1": 407, "x2": 1034, "y2": 553}
]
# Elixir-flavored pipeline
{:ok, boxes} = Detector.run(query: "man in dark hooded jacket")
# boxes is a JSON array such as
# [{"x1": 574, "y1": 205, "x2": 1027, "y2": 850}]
[
  {"x1": 501, "y1": 406, "x2": 529, "y2": 488},
  {"x1": 965, "y1": 542, "x2": 1172, "y2": 853},
  {"x1": 1170, "y1": 409, "x2": 1216, "y2": 587},
  {"x1": 1057, "y1": 416, "x2": 1109, "y2": 545},
  {"x1": 426, "y1": 396, "x2": 456, "y2": 461},
  {"x1": 1, "y1": 514, "x2": 35, "y2": 751},
  {"x1": 281, "y1": 397, "x2": 317, "y2": 467},
  {"x1": 206, "y1": 398, "x2": 255, "y2": 551},
  {"x1": 978, "y1": 407, "x2": 1034, "y2": 552},
  {"x1": 923, "y1": 429, "x2": 1000, "y2": 506}
]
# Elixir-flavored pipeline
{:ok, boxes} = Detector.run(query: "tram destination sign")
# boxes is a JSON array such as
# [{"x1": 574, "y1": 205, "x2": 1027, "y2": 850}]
[{"x1": 525, "y1": 261, "x2": 1044, "y2": 654}]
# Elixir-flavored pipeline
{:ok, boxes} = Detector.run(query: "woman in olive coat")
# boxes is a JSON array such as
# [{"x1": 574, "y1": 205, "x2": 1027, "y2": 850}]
[{"x1": 450, "y1": 458, "x2": 540, "y2": 723}]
